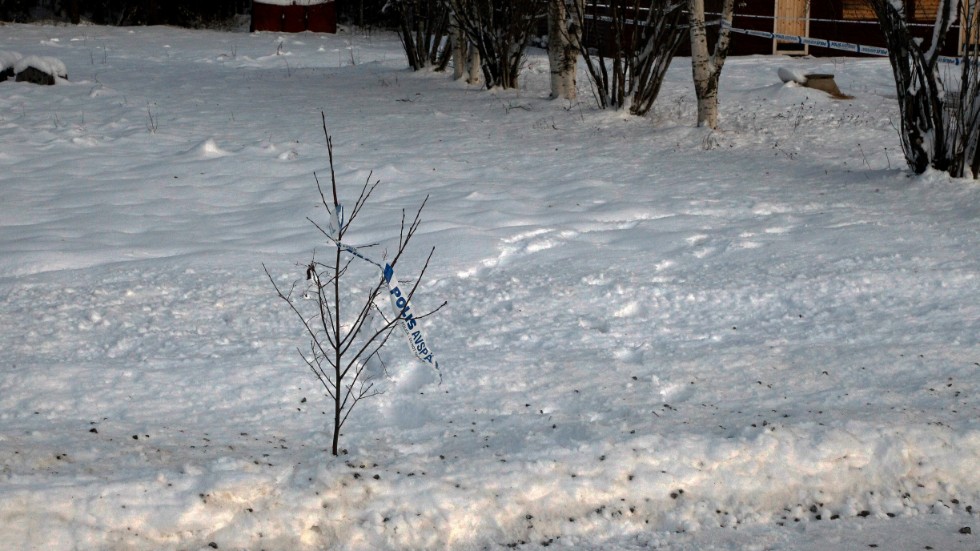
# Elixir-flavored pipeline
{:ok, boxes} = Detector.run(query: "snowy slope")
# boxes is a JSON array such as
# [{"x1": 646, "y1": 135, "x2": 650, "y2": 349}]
[{"x1": 0, "y1": 23, "x2": 978, "y2": 551}]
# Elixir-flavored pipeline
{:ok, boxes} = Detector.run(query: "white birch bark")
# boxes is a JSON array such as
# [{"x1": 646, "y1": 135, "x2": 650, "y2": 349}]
[
  {"x1": 547, "y1": 0, "x2": 581, "y2": 100},
  {"x1": 688, "y1": 0, "x2": 734, "y2": 129}
]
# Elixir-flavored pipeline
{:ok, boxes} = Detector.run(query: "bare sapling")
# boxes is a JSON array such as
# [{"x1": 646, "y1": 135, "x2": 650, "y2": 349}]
[{"x1": 266, "y1": 114, "x2": 444, "y2": 456}]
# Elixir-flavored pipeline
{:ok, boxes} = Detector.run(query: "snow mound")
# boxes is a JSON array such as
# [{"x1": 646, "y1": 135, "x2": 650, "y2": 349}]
[
  {"x1": 777, "y1": 66, "x2": 808, "y2": 85},
  {"x1": 185, "y1": 138, "x2": 232, "y2": 158}
]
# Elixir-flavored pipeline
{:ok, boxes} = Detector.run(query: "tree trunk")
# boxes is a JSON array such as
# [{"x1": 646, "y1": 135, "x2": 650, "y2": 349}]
[
  {"x1": 468, "y1": 46, "x2": 481, "y2": 84},
  {"x1": 548, "y1": 0, "x2": 581, "y2": 100},
  {"x1": 332, "y1": 241, "x2": 343, "y2": 456},
  {"x1": 452, "y1": 13, "x2": 467, "y2": 80},
  {"x1": 688, "y1": 0, "x2": 734, "y2": 129}
]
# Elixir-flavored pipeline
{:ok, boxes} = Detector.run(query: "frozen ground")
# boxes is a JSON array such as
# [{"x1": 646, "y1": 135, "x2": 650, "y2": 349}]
[{"x1": 0, "y1": 22, "x2": 978, "y2": 551}]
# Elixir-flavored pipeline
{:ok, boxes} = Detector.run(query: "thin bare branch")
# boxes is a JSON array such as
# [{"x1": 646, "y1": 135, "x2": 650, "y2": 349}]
[
  {"x1": 264, "y1": 264, "x2": 336, "y2": 360},
  {"x1": 301, "y1": 345, "x2": 337, "y2": 400},
  {"x1": 320, "y1": 112, "x2": 339, "y2": 209},
  {"x1": 341, "y1": 316, "x2": 400, "y2": 381},
  {"x1": 339, "y1": 281, "x2": 387, "y2": 354},
  {"x1": 344, "y1": 173, "x2": 381, "y2": 232}
]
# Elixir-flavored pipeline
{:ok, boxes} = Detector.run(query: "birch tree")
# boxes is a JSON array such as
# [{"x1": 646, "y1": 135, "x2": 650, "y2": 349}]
[
  {"x1": 687, "y1": 0, "x2": 735, "y2": 129},
  {"x1": 548, "y1": 0, "x2": 582, "y2": 100},
  {"x1": 868, "y1": 0, "x2": 980, "y2": 177}
]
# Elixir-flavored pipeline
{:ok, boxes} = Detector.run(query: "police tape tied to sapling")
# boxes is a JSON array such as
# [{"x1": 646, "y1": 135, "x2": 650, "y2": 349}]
[{"x1": 265, "y1": 113, "x2": 445, "y2": 456}]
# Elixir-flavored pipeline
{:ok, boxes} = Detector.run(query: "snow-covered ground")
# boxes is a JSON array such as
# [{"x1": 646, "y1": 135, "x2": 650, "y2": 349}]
[{"x1": 1, "y1": 22, "x2": 978, "y2": 551}]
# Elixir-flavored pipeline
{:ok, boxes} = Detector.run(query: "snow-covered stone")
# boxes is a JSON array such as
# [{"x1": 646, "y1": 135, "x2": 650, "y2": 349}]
[{"x1": 13, "y1": 55, "x2": 67, "y2": 84}]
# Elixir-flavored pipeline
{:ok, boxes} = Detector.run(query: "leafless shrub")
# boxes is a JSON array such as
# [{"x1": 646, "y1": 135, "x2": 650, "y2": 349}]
[
  {"x1": 448, "y1": 0, "x2": 547, "y2": 89},
  {"x1": 574, "y1": 0, "x2": 686, "y2": 115},
  {"x1": 388, "y1": 0, "x2": 453, "y2": 71}
]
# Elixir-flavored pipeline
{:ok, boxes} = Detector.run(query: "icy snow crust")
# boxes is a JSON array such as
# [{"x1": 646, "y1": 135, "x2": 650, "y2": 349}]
[{"x1": 0, "y1": 24, "x2": 978, "y2": 551}]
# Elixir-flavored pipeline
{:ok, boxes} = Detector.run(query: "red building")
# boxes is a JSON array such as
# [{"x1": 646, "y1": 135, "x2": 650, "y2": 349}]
[{"x1": 251, "y1": 0, "x2": 336, "y2": 33}]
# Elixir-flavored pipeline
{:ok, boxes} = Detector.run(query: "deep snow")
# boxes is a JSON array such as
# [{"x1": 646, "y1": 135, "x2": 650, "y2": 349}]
[{"x1": 0, "y1": 22, "x2": 978, "y2": 551}]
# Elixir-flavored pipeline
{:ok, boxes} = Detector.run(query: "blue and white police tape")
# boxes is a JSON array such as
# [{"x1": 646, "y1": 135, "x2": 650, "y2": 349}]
[
  {"x1": 383, "y1": 263, "x2": 440, "y2": 378},
  {"x1": 328, "y1": 202, "x2": 441, "y2": 379},
  {"x1": 721, "y1": 20, "x2": 971, "y2": 65}
]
